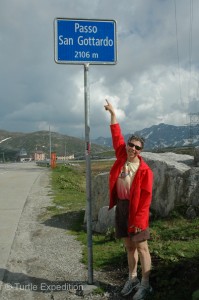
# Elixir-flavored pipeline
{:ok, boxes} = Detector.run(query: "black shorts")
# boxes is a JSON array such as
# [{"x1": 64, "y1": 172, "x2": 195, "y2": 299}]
[{"x1": 115, "y1": 199, "x2": 150, "y2": 241}]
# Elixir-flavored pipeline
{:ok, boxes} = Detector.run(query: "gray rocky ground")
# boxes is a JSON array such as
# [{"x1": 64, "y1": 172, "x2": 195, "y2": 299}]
[{"x1": 0, "y1": 170, "x2": 130, "y2": 300}]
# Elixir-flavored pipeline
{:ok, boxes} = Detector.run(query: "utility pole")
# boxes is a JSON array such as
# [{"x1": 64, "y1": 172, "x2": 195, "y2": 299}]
[
  {"x1": 49, "y1": 126, "x2": 52, "y2": 160},
  {"x1": 0, "y1": 152, "x2": 5, "y2": 163},
  {"x1": 189, "y1": 113, "x2": 199, "y2": 145}
]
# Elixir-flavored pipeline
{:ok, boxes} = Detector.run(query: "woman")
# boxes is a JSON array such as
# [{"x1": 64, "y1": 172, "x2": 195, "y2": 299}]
[{"x1": 104, "y1": 100, "x2": 153, "y2": 300}]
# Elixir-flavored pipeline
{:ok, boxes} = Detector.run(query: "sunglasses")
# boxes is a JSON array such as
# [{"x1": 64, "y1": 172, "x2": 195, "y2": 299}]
[{"x1": 127, "y1": 142, "x2": 142, "y2": 151}]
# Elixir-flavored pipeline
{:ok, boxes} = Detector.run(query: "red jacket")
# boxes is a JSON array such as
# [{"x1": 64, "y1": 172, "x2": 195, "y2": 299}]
[{"x1": 109, "y1": 123, "x2": 153, "y2": 234}]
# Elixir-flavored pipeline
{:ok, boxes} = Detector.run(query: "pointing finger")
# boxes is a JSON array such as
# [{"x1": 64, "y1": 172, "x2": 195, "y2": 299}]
[{"x1": 105, "y1": 99, "x2": 109, "y2": 105}]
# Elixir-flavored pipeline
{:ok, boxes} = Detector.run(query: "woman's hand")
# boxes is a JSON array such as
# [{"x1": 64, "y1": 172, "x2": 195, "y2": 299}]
[
  {"x1": 104, "y1": 99, "x2": 117, "y2": 124},
  {"x1": 104, "y1": 99, "x2": 115, "y2": 114}
]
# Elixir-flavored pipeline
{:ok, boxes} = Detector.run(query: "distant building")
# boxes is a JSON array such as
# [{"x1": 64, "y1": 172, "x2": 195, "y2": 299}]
[
  {"x1": 34, "y1": 151, "x2": 45, "y2": 161},
  {"x1": 19, "y1": 148, "x2": 28, "y2": 156},
  {"x1": 17, "y1": 148, "x2": 32, "y2": 162},
  {"x1": 20, "y1": 157, "x2": 33, "y2": 162},
  {"x1": 56, "y1": 154, "x2": 74, "y2": 161}
]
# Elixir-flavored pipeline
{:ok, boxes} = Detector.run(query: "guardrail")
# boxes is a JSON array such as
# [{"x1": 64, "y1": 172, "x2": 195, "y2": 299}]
[
  {"x1": 35, "y1": 160, "x2": 78, "y2": 167},
  {"x1": 35, "y1": 160, "x2": 50, "y2": 167}
]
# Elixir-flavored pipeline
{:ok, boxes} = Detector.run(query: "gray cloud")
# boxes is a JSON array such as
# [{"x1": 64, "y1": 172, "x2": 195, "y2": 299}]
[{"x1": 0, "y1": 0, "x2": 198, "y2": 138}]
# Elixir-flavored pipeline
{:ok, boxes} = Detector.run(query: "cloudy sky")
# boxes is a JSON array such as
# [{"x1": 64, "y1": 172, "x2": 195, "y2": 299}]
[{"x1": 0, "y1": 0, "x2": 199, "y2": 139}]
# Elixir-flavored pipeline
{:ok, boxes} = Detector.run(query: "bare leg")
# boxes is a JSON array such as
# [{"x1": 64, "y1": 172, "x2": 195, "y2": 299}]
[
  {"x1": 136, "y1": 240, "x2": 151, "y2": 281},
  {"x1": 132, "y1": 240, "x2": 152, "y2": 300},
  {"x1": 123, "y1": 237, "x2": 138, "y2": 278}
]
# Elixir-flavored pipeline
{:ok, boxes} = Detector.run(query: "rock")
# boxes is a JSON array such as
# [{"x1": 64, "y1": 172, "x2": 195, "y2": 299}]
[
  {"x1": 186, "y1": 206, "x2": 197, "y2": 219},
  {"x1": 92, "y1": 206, "x2": 116, "y2": 233},
  {"x1": 142, "y1": 152, "x2": 195, "y2": 216},
  {"x1": 85, "y1": 152, "x2": 199, "y2": 233},
  {"x1": 90, "y1": 172, "x2": 110, "y2": 222}
]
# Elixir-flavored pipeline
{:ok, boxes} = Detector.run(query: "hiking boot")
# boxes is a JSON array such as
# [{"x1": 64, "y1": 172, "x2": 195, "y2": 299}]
[
  {"x1": 121, "y1": 278, "x2": 140, "y2": 296},
  {"x1": 132, "y1": 284, "x2": 153, "y2": 300}
]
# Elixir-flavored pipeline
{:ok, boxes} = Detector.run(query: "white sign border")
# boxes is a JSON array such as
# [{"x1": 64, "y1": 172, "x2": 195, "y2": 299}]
[{"x1": 54, "y1": 17, "x2": 118, "y2": 65}]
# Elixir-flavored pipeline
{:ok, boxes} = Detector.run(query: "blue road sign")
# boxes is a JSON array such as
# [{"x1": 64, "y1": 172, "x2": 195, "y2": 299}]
[{"x1": 54, "y1": 18, "x2": 117, "y2": 65}]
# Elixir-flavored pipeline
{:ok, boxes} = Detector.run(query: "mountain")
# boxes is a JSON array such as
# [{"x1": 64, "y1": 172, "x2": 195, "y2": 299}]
[
  {"x1": 0, "y1": 123, "x2": 198, "y2": 162},
  {"x1": 0, "y1": 130, "x2": 108, "y2": 160},
  {"x1": 92, "y1": 123, "x2": 199, "y2": 150}
]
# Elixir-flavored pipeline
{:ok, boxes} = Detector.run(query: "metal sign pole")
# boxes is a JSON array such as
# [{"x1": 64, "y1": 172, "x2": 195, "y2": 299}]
[
  {"x1": 84, "y1": 63, "x2": 93, "y2": 284},
  {"x1": 54, "y1": 17, "x2": 117, "y2": 286}
]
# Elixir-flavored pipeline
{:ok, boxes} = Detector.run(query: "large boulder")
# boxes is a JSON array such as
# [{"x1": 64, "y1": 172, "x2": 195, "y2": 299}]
[
  {"x1": 86, "y1": 152, "x2": 198, "y2": 233},
  {"x1": 142, "y1": 152, "x2": 195, "y2": 216},
  {"x1": 93, "y1": 206, "x2": 116, "y2": 233}
]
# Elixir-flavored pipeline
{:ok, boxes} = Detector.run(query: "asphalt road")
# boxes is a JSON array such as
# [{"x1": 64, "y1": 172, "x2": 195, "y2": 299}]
[
  {"x1": 0, "y1": 162, "x2": 45, "y2": 284},
  {"x1": 0, "y1": 162, "x2": 100, "y2": 300},
  {"x1": 0, "y1": 162, "x2": 122, "y2": 300}
]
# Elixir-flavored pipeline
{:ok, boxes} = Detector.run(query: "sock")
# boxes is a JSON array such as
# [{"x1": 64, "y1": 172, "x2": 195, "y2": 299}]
[
  {"x1": 141, "y1": 278, "x2": 149, "y2": 288},
  {"x1": 129, "y1": 272, "x2": 138, "y2": 281}
]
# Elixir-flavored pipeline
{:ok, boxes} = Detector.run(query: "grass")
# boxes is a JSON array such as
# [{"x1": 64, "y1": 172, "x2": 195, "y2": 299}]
[
  {"x1": 49, "y1": 164, "x2": 86, "y2": 212},
  {"x1": 47, "y1": 161, "x2": 199, "y2": 300}
]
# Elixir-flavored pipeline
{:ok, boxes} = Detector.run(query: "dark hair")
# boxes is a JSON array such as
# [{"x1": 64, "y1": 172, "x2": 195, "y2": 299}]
[{"x1": 127, "y1": 135, "x2": 145, "y2": 149}]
